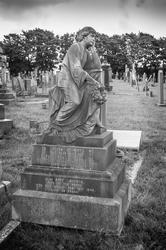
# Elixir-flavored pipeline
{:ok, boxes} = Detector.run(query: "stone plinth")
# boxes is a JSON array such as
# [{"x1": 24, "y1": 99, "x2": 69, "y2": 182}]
[
  {"x1": 0, "y1": 181, "x2": 12, "y2": 230},
  {"x1": 12, "y1": 180, "x2": 131, "y2": 234},
  {"x1": 32, "y1": 139, "x2": 116, "y2": 171},
  {"x1": 0, "y1": 88, "x2": 15, "y2": 105},
  {"x1": 21, "y1": 158, "x2": 125, "y2": 198},
  {"x1": 38, "y1": 131, "x2": 113, "y2": 148},
  {"x1": 12, "y1": 130, "x2": 131, "y2": 234}
]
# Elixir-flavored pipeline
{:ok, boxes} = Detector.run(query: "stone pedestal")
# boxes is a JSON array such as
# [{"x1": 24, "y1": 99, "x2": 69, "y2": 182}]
[
  {"x1": 0, "y1": 104, "x2": 13, "y2": 138},
  {"x1": 12, "y1": 131, "x2": 131, "y2": 234},
  {"x1": 0, "y1": 87, "x2": 15, "y2": 105}
]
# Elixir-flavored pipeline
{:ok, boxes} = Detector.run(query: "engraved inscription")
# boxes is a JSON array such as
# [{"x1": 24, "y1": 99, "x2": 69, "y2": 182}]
[
  {"x1": 44, "y1": 177, "x2": 85, "y2": 194},
  {"x1": 40, "y1": 146, "x2": 96, "y2": 169}
]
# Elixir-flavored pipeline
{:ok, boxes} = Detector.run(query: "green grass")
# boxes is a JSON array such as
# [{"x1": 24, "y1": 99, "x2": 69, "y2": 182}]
[{"x1": 1, "y1": 81, "x2": 166, "y2": 249}]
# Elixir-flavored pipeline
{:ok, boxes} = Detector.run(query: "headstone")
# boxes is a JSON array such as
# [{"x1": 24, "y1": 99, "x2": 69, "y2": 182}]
[
  {"x1": 0, "y1": 103, "x2": 13, "y2": 138},
  {"x1": 108, "y1": 67, "x2": 113, "y2": 83},
  {"x1": 115, "y1": 71, "x2": 119, "y2": 79},
  {"x1": 24, "y1": 78, "x2": 31, "y2": 95},
  {"x1": 124, "y1": 65, "x2": 129, "y2": 82},
  {"x1": 0, "y1": 86, "x2": 15, "y2": 105},
  {"x1": 157, "y1": 70, "x2": 166, "y2": 106},
  {"x1": 102, "y1": 64, "x2": 112, "y2": 91}
]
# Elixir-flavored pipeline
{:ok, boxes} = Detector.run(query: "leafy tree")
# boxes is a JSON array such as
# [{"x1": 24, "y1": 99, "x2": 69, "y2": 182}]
[
  {"x1": 2, "y1": 33, "x2": 30, "y2": 76},
  {"x1": 22, "y1": 28, "x2": 59, "y2": 71},
  {"x1": 1, "y1": 28, "x2": 60, "y2": 75},
  {"x1": 59, "y1": 33, "x2": 75, "y2": 61}
]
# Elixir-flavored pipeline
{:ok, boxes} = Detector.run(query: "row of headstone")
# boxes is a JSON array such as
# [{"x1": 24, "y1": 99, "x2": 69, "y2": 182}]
[
  {"x1": 11, "y1": 63, "x2": 114, "y2": 97},
  {"x1": 11, "y1": 70, "x2": 60, "y2": 97}
]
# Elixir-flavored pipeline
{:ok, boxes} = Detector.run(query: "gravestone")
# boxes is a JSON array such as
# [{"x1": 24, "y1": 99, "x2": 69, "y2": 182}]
[
  {"x1": 0, "y1": 160, "x2": 12, "y2": 230},
  {"x1": 102, "y1": 64, "x2": 113, "y2": 91},
  {"x1": 0, "y1": 103, "x2": 13, "y2": 138},
  {"x1": 12, "y1": 117, "x2": 131, "y2": 234},
  {"x1": 0, "y1": 87, "x2": 15, "y2": 105},
  {"x1": 157, "y1": 70, "x2": 166, "y2": 106}
]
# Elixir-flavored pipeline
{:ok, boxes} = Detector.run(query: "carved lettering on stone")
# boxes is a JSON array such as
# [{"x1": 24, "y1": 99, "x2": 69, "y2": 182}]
[
  {"x1": 44, "y1": 177, "x2": 84, "y2": 194},
  {"x1": 40, "y1": 146, "x2": 95, "y2": 169}
]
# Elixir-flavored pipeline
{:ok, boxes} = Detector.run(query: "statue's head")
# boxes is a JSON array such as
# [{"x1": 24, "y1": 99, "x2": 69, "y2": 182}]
[{"x1": 75, "y1": 26, "x2": 96, "y2": 42}]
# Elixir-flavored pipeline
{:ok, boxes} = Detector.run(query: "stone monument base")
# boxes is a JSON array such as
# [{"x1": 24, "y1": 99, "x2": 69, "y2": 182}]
[
  {"x1": 12, "y1": 130, "x2": 131, "y2": 235},
  {"x1": 0, "y1": 88, "x2": 15, "y2": 105},
  {"x1": 12, "y1": 179, "x2": 131, "y2": 234},
  {"x1": 0, "y1": 181, "x2": 12, "y2": 230}
]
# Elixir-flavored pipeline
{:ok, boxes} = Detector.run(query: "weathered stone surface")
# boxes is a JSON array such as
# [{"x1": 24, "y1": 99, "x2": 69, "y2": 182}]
[
  {"x1": 37, "y1": 131, "x2": 113, "y2": 148},
  {"x1": 0, "y1": 119, "x2": 13, "y2": 133},
  {"x1": 0, "y1": 203, "x2": 11, "y2": 231},
  {"x1": 0, "y1": 99, "x2": 15, "y2": 105},
  {"x1": 0, "y1": 88, "x2": 15, "y2": 105},
  {"x1": 21, "y1": 159, "x2": 126, "y2": 198},
  {"x1": 0, "y1": 93, "x2": 15, "y2": 99},
  {"x1": 0, "y1": 181, "x2": 12, "y2": 230},
  {"x1": 0, "y1": 104, "x2": 5, "y2": 120},
  {"x1": 32, "y1": 139, "x2": 116, "y2": 170},
  {"x1": 0, "y1": 89, "x2": 10, "y2": 94},
  {"x1": 12, "y1": 180, "x2": 131, "y2": 234}
]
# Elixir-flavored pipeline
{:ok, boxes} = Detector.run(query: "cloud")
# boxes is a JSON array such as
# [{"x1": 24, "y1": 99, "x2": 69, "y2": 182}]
[
  {"x1": 0, "y1": 0, "x2": 73, "y2": 10},
  {"x1": 136, "y1": 0, "x2": 146, "y2": 7}
]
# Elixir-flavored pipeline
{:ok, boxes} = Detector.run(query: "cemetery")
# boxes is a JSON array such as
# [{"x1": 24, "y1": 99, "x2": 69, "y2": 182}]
[{"x1": 0, "y1": 29, "x2": 165, "y2": 250}]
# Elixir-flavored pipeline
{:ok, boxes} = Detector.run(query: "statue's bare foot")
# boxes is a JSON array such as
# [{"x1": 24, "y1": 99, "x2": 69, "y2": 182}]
[
  {"x1": 96, "y1": 120, "x2": 105, "y2": 129},
  {"x1": 95, "y1": 122, "x2": 107, "y2": 134}
]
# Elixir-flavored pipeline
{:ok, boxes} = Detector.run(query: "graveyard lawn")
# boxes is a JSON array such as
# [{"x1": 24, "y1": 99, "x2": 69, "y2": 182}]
[{"x1": 1, "y1": 80, "x2": 166, "y2": 250}]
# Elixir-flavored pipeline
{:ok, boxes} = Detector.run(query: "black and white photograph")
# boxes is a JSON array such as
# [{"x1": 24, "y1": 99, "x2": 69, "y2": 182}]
[{"x1": 0, "y1": 0, "x2": 165, "y2": 249}]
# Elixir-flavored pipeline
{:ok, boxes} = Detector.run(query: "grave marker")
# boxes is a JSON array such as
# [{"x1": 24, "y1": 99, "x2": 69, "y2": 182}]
[{"x1": 157, "y1": 70, "x2": 166, "y2": 106}]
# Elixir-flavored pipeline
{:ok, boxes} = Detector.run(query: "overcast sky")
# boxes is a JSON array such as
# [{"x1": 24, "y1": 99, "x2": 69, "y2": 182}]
[{"x1": 0, "y1": 0, "x2": 166, "y2": 40}]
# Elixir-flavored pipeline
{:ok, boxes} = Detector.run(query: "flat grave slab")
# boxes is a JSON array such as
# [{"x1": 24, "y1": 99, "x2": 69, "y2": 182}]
[{"x1": 109, "y1": 130, "x2": 142, "y2": 151}]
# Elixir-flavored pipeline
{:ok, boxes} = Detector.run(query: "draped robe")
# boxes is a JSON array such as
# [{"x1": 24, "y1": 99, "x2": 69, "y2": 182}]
[{"x1": 48, "y1": 42, "x2": 104, "y2": 143}]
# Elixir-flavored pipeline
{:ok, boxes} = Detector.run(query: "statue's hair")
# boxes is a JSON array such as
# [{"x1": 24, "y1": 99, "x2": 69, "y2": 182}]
[{"x1": 75, "y1": 26, "x2": 96, "y2": 42}]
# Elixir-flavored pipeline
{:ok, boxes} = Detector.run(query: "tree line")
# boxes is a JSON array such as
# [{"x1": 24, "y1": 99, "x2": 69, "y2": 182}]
[{"x1": 0, "y1": 28, "x2": 166, "y2": 77}]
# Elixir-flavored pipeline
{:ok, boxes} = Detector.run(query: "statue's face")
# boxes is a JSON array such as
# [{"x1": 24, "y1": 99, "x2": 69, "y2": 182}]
[{"x1": 84, "y1": 33, "x2": 95, "y2": 48}]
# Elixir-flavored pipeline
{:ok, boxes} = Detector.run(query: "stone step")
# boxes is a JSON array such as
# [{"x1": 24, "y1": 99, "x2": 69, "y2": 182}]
[
  {"x1": 0, "y1": 104, "x2": 5, "y2": 120},
  {"x1": 0, "y1": 119, "x2": 13, "y2": 133},
  {"x1": 0, "y1": 93, "x2": 15, "y2": 99},
  {"x1": 21, "y1": 158, "x2": 126, "y2": 198},
  {"x1": 0, "y1": 89, "x2": 10, "y2": 94},
  {"x1": 12, "y1": 180, "x2": 131, "y2": 234},
  {"x1": 0, "y1": 99, "x2": 15, "y2": 105},
  {"x1": 32, "y1": 139, "x2": 117, "y2": 171},
  {"x1": 37, "y1": 131, "x2": 113, "y2": 148}
]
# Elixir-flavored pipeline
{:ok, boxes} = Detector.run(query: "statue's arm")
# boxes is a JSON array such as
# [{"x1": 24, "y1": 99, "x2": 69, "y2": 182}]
[{"x1": 67, "y1": 44, "x2": 100, "y2": 88}]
